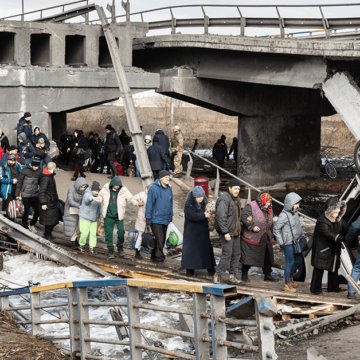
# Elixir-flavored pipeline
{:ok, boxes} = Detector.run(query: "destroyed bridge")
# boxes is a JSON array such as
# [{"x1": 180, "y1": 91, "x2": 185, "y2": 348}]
[{"x1": 2, "y1": 1, "x2": 360, "y2": 185}]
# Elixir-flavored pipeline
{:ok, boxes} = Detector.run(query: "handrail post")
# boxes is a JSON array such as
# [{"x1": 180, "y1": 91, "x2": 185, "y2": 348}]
[
  {"x1": 68, "y1": 288, "x2": 80, "y2": 355},
  {"x1": 122, "y1": 0, "x2": 130, "y2": 22},
  {"x1": 0, "y1": 296, "x2": 9, "y2": 311},
  {"x1": 201, "y1": 6, "x2": 209, "y2": 35},
  {"x1": 210, "y1": 295, "x2": 227, "y2": 360},
  {"x1": 127, "y1": 286, "x2": 142, "y2": 360},
  {"x1": 77, "y1": 287, "x2": 91, "y2": 360},
  {"x1": 170, "y1": 8, "x2": 177, "y2": 35},
  {"x1": 276, "y1": 7, "x2": 285, "y2": 38},
  {"x1": 21, "y1": 0, "x2": 24, "y2": 21},
  {"x1": 237, "y1": 7, "x2": 246, "y2": 36},
  {"x1": 30, "y1": 292, "x2": 42, "y2": 335},
  {"x1": 214, "y1": 168, "x2": 220, "y2": 200},
  {"x1": 319, "y1": 6, "x2": 330, "y2": 39},
  {"x1": 193, "y1": 293, "x2": 209, "y2": 358}
]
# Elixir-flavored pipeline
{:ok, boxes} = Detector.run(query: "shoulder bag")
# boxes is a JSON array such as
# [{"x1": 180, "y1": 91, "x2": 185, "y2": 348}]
[{"x1": 283, "y1": 211, "x2": 308, "y2": 254}]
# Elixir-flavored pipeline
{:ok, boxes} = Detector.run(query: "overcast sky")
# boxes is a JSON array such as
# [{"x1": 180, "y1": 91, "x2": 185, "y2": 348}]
[{"x1": 1, "y1": 0, "x2": 360, "y2": 36}]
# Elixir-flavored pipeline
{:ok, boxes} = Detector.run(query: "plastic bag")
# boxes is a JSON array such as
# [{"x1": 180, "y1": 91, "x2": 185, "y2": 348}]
[
  {"x1": 205, "y1": 199, "x2": 216, "y2": 231},
  {"x1": 7, "y1": 200, "x2": 24, "y2": 219},
  {"x1": 165, "y1": 222, "x2": 183, "y2": 248}
]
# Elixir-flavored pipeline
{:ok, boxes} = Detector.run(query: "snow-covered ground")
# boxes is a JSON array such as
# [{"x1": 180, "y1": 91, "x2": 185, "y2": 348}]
[
  {"x1": 1, "y1": 253, "x2": 193, "y2": 359},
  {"x1": 183, "y1": 149, "x2": 234, "y2": 160}
]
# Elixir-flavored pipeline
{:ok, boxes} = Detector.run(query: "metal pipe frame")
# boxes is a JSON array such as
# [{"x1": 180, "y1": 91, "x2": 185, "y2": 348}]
[
  {"x1": 83, "y1": 320, "x2": 128, "y2": 326},
  {"x1": 135, "y1": 344, "x2": 196, "y2": 360},
  {"x1": 81, "y1": 301, "x2": 127, "y2": 307},
  {"x1": 132, "y1": 303, "x2": 194, "y2": 315},
  {"x1": 34, "y1": 302, "x2": 68, "y2": 309},
  {"x1": 35, "y1": 319, "x2": 69, "y2": 324},
  {"x1": 84, "y1": 337, "x2": 130, "y2": 345},
  {"x1": 219, "y1": 317, "x2": 257, "y2": 327},
  {"x1": 133, "y1": 324, "x2": 195, "y2": 339}
]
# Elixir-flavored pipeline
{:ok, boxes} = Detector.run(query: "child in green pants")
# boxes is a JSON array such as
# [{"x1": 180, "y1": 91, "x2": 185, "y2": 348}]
[
  {"x1": 95, "y1": 176, "x2": 140, "y2": 259},
  {"x1": 78, "y1": 181, "x2": 102, "y2": 254}
]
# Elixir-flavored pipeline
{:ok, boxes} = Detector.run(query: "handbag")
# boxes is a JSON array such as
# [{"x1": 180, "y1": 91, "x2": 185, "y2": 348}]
[
  {"x1": 283, "y1": 211, "x2": 308, "y2": 254},
  {"x1": 141, "y1": 227, "x2": 156, "y2": 250},
  {"x1": 69, "y1": 207, "x2": 80, "y2": 215}
]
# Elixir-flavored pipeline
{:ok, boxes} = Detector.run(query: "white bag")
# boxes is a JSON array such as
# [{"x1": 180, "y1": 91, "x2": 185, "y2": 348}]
[
  {"x1": 69, "y1": 207, "x2": 80, "y2": 215},
  {"x1": 165, "y1": 222, "x2": 183, "y2": 248}
]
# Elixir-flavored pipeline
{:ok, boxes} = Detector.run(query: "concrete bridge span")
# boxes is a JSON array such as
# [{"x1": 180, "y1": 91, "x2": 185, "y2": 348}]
[{"x1": 133, "y1": 34, "x2": 360, "y2": 186}]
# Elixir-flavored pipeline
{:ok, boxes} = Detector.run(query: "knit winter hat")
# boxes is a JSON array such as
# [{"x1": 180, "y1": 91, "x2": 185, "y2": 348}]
[
  {"x1": 18, "y1": 132, "x2": 27, "y2": 141},
  {"x1": 145, "y1": 135, "x2": 152, "y2": 142},
  {"x1": 8, "y1": 145, "x2": 17, "y2": 151},
  {"x1": 32, "y1": 157, "x2": 41, "y2": 167},
  {"x1": 159, "y1": 170, "x2": 170, "y2": 179},
  {"x1": 105, "y1": 124, "x2": 112, "y2": 130},
  {"x1": 229, "y1": 179, "x2": 241, "y2": 188},
  {"x1": 24, "y1": 112, "x2": 31, "y2": 118},
  {"x1": 193, "y1": 186, "x2": 205, "y2": 198},
  {"x1": 92, "y1": 181, "x2": 101, "y2": 191},
  {"x1": 153, "y1": 135, "x2": 159, "y2": 143}
]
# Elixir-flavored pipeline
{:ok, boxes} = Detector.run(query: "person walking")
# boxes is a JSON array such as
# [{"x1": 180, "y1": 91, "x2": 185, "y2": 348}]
[
  {"x1": 229, "y1": 137, "x2": 238, "y2": 169},
  {"x1": 1, "y1": 154, "x2": 22, "y2": 219},
  {"x1": 94, "y1": 176, "x2": 140, "y2": 259},
  {"x1": 120, "y1": 139, "x2": 132, "y2": 175},
  {"x1": 38, "y1": 162, "x2": 59, "y2": 240},
  {"x1": 71, "y1": 129, "x2": 87, "y2": 181},
  {"x1": 273, "y1": 192, "x2": 304, "y2": 293},
  {"x1": 171, "y1": 126, "x2": 184, "y2": 178},
  {"x1": 105, "y1": 124, "x2": 122, "y2": 179},
  {"x1": 18, "y1": 132, "x2": 36, "y2": 166},
  {"x1": 132, "y1": 185, "x2": 150, "y2": 259},
  {"x1": 17, "y1": 112, "x2": 33, "y2": 140},
  {"x1": 344, "y1": 215, "x2": 360, "y2": 298},
  {"x1": 89, "y1": 133, "x2": 102, "y2": 173},
  {"x1": 78, "y1": 181, "x2": 102, "y2": 254},
  {"x1": 0, "y1": 129, "x2": 10, "y2": 153},
  {"x1": 213, "y1": 179, "x2": 243, "y2": 284},
  {"x1": 213, "y1": 139, "x2": 228, "y2": 168},
  {"x1": 241, "y1": 191, "x2": 276, "y2": 283},
  {"x1": 145, "y1": 170, "x2": 173, "y2": 268},
  {"x1": 1, "y1": 146, "x2": 18, "y2": 166},
  {"x1": 60, "y1": 129, "x2": 73, "y2": 165},
  {"x1": 147, "y1": 136, "x2": 169, "y2": 180},
  {"x1": 182, "y1": 186, "x2": 216, "y2": 276},
  {"x1": 144, "y1": 135, "x2": 152, "y2": 150},
  {"x1": 63, "y1": 178, "x2": 88, "y2": 250},
  {"x1": 30, "y1": 126, "x2": 50, "y2": 149},
  {"x1": 155, "y1": 129, "x2": 170, "y2": 169},
  {"x1": 15, "y1": 157, "x2": 42, "y2": 233},
  {"x1": 310, "y1": 197, "x2": 349, "y2": 295}
]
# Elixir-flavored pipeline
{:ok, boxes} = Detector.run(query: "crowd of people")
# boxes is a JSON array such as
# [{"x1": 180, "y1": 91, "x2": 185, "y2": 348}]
[{"x1": 59, "y1": 124, "x2": 184, "y2": 181}]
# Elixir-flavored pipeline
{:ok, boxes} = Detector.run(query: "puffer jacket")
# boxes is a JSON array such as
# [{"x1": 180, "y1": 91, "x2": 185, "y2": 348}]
[
  {"x1": 17, "y1": 117, "x2": 32, "y2": 140},
  {"x1": 30, "y1": 127, "x2": 50, "y2": 148},
  {"x1": 18, "y1": 137, "x2": 36, "y2": 165},
  {"x1": 311, "y1": 197, "x2": 349, "y2": 272},
  {"x1": 0, "y1": 162, "x2": 22, "y2": 200},
  {"x1": 214, "y1": 191, "x2": 237, "y2": 236},
  {"x1": 133, "y1": 190, "x2": 148, "y2": 232},
  {"x1": 79, "y1": 186, "x2": 102, "y2": 222},
  {"x1": 97, "y1": 176, "x2": 139, "y2": 220},
  {"x1": 273, "y1": 192, "x2": 304, "y2": 247},
  {"x1": 145, "y1": 178, "x2": 173, "y2": 225},
  {"x1": 147, "y1": 136, "x2": 169, "y2": 171},
  {"x1": 63, "y1": 177, "x2": 88, "y2": 237},
  {"x1": 15, "y1": 165, "x2": 42, "y2": 198}
]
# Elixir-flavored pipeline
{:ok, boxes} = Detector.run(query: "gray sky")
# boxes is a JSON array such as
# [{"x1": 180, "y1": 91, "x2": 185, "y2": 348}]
[{"x1": 1, "y1": 0, "x2": 360, "y2": 37}]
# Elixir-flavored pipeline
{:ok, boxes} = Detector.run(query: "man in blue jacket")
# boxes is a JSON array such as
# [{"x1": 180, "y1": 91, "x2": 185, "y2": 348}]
[
  {"x1": 17, "y1": 112, "x2": 33, "y2": 140},
  {"x1": 147, "y1": 136, "x2": 170, "y2": 180},
  {"x1": 1, "y1": 154, "x2": 22, "y2": 219},
  {"x1": 145, "y1": 170, "x2": 173, "y2": 268},
  {"x1": 18, "y1": 133, "x2": 36, "y2": 165}
]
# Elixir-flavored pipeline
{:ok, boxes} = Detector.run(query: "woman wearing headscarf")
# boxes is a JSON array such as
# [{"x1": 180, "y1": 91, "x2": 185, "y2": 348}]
[
  {"x1": 273, "y1": 192, "x2": 304, "y2": 292},
  {"x1": 310, "y1": 197, "x2": 349, "y2": 295},
  {"x1": 241, "y1": 191, "x2": 276, "y2": 283},
  {"x1": 181, "y1": 186, "x2": 215, "y2": 276}
]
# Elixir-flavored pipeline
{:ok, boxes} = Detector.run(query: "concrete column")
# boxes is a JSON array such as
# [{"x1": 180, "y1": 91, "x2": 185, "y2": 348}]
[{"x1": 238, "y1": 114, "x2": 321, "y2": 186}]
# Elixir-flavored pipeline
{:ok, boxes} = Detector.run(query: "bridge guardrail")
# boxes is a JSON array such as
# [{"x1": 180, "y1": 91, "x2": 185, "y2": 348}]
[{"x1": 0, "y1": 278, "x2": 277, "y2": 360}]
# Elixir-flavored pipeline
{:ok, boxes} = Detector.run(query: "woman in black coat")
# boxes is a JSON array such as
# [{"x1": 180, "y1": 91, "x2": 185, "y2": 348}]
[
  {"x1": 39, "y1": 163, "x2": 59, "y2": 240},
  {"x1": 71, "y1": 129, "x2": 87, "y2": 181},
  {"x1": 310, "y1": 197, "x2": 349, "y2": 295},
  {"x1": 181, "y1": 186, "x2": 215, "y2": 276}
]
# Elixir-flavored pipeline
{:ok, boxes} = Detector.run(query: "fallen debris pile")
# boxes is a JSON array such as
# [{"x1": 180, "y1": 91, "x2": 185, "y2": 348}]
[{"x1": 0, "y1": 311, "x2": 69, "y2": 360}]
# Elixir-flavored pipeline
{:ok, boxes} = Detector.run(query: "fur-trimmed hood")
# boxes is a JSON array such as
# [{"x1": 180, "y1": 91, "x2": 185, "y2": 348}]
[
  {"x1": 324, "y1": 197, "x2": 347, "y2": 223},
  {"x1": 187, "y1": 190, "x2": 208, "y2": 209}
]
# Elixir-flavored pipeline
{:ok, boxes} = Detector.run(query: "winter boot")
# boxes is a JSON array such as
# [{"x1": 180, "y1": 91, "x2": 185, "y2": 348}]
[
  {"x1": 135, "y1": 249, "x2": 142, "y2": 259},
  {"x1": 71, "y1": 177, "x2": 77, "y2": 181},
  {"x1": 186, "y1": 269, "x2": 195, "y2": 276},
  {"x1": 117, "y1": 244, "x2": 125, "y2": 257},
  {"x1": 284, "y1": 284, "x2": 296, "y2": 293},
  {"x1": 28, "y1": 225, "x2": 37, "y2": 234},
  {"x1": 264, "y1": 274, "x2": 277, "y2": 282},
  {"x1": 207, "y1": 268, "x2": 215, "y2": 276},
  {"x1": 229, "y1": 273, "x2": 244, "y2": 285},
  {"x1": 213, "y1": 273, "x2": 221, "y2": 284},
  {"x1": 108, "y1": 248, "x2": 115, "y2": 259},
  {"x1": 157, "y1": 261, "x2": 165, "y2": 269},
  {"x1": 78, "y1": 246, "x2": 85, "y2": 253},
  {"x1": 71, "y1": 240, "x2": 79, "y2": 250},
  {"x1": 89, "y1": 247, "x2": 97, "y2": 255},
  {"x1": 289, "y1": 277, "x2": 298, "y2": 287},
  {"x1": 348, "y1": 292, "x2": 355, "y2": 299},
  {"x1": 173, "y1": 173, "x2": 182, "y2": 178},
  {"x1": 242, "y1": 273, "x2": 250, "y2": 283}
]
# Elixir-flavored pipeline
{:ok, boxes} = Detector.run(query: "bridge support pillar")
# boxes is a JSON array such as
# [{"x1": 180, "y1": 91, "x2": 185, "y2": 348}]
[{"x1": 237, "y1": 114, "x2": 321, "y2": 186}]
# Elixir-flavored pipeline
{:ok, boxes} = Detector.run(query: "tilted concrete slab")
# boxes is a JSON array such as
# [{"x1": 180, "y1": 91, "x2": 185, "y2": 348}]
[
  {"x1": 133, "y1": 34, "x2": 360, "y2": 59},
  {"x1": 322, "y1": 72, "x2": 360, "y2": 141}
]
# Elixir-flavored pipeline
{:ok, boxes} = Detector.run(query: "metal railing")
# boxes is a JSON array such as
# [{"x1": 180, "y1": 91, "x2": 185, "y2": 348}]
[
  {"x1": 85, "y1": 3, "x2": 360, "y2": 39},
  {"x1": 0, "y1": 0, "x2": 90, "y2": 21},
  {"x1": 0, "y1": 278, "x2": 278, "y2": 360}
]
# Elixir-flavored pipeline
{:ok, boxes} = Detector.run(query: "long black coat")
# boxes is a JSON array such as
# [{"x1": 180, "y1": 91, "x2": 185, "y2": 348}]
[
  {"x1": 73, "y1": 134, "x2": 87, "y2": 165},
  {"x1": 147, "y1": 139, "x2": 169, "y2": 171},
  {"x1": 105, "y1": 129, "x2": 121, "y2": 161},
  {"x1": 181, "y1": 192, "x2": 215, "y2": 270},
  {"x1": 311, "y1": 197, "x2": 349, "y2": 272},
  {"x1": 38, "y1": 170, "x2": 59, "y2": 226},
  {"x1": 155, "y1": 130, "x2": 170, "y2": 156}
]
